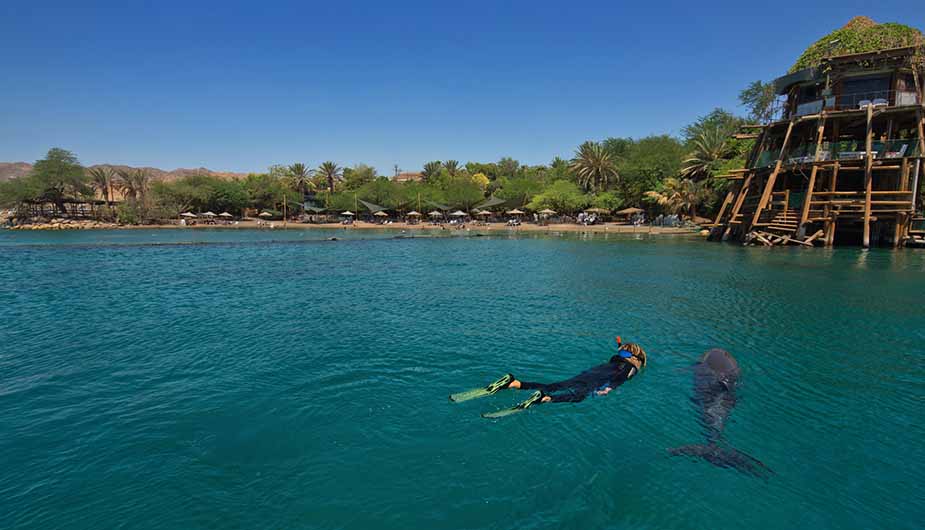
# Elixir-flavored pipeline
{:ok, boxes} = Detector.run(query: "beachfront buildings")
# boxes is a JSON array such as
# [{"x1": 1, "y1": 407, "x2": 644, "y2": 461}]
[{"x1": 711, "y1": 45, "x2": 925, "y2": 247}]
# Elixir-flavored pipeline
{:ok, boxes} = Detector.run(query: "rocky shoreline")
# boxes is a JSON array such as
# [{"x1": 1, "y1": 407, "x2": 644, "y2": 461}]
[{"x1": 5, "y1": 218, "x2": 120, "y2": 230}]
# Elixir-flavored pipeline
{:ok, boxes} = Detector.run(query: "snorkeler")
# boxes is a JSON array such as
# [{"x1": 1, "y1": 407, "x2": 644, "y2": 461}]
[{"x1": 450, "y1": 338, "x2": 647, "y2": 418}]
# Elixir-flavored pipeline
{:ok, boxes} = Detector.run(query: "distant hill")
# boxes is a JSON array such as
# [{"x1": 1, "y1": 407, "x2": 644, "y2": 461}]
[
  {"x1": 790, "y1": 16, "x2": 924, "y2": 73},
  {"x1": 0, "y1": 162, "x2": 249, "y2": 182}
]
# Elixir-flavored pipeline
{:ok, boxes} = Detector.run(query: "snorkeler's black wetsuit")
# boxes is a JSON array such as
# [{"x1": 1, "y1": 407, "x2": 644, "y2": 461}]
[{"x1": 519, "y1": 356, "x2": 638, "y2": 403}]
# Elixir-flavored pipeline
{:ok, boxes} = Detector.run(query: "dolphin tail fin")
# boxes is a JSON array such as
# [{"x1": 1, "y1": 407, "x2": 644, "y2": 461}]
[{"x1": 668, "y1": 443, "x2": 771, "y2": 479}]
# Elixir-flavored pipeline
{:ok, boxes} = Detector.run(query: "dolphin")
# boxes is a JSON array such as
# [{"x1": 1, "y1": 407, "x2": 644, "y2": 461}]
[{"x1": 668, "y1": 348, "x2": 770, "y2": 478}]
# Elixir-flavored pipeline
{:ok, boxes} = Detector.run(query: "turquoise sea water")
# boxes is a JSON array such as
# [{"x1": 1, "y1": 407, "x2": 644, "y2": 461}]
[{"x1": 1, "y1": 228, "x2": 923, "y2": 529}]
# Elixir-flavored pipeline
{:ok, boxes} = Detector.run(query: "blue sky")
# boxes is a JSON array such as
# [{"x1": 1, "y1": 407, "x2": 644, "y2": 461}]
[{"x1": 2, "y1": 1, "x2": 922, "y2": 174}]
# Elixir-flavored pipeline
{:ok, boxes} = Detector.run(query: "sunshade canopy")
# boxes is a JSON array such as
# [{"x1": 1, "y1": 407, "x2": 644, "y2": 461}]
[
  {"x1": 374, "y1": 211, "x2": 389, "y2": 217},
  {"x1": 180, "y1": 212, "x2": 197, "y2": 218},
  {"x1": 474, "y1": 196, "x2": 506, "y2": 210},
  {"x1": 359, "y1": 199, "x2": 386, "y2": 213},
  {"x1": 428, "y1": 211, "x2": 443, "y2": 217},
  {"x1": 258, "y1": 211, "x2": 273, "y2": 217},
  {"x1": 584, "y1": 208, "x2": 610, "y2": 214},
  {"x1": 505, "y1": 209, "x2": 525, "y2": 215},
  {"x1": 476, "y1": 210, "x2": 492, "y2": 216},
  {"x1": 219, "y1": 212, "x2": 233, "y2": 217},
  {"x1": 341, "y1": 211, "x2": 355, "y2": 216},
  {"x1": 407, "y1": 211, "x2": 422, "y2": 216},
  {"x1": 202, "y1": 211, "x2": 216, "y2": 217},
  {"x1": 538, "y1": 209, "x2": 557, "y2": 215},
  {"x1": 450, "y1": 210, "x2": 467, "y2": 217},
  {"x1": 616, "y1": 207, "x2": 644, "y2": 215}
]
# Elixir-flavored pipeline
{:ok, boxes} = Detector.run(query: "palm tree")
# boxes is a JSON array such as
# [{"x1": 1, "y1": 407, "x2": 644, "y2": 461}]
[
  {"x1": 288, "y1": 163, "x2": 312, "y2": 197},
  {"x1": 644, "y1": 177, "x2": 709, "y2": 219},
  {"x1": 570, "y1": 141, "x2": 619, "y2": 192},
  {"x1": 87, "y1": 166, "x2": 115, "y2": 206},
  {"x1": 421, "y1": 161, "x2": 442, "y2": 182},
  {"x1": 681, "y1": 126, "x2": 733, "y2": 180},
  {"x1": 316, "y1": 161, "x2": 342, "y2": 194},
  {"x1": 443, "y1": 160, "x2": 461, "y2": 177},
  {"x1": 116, "y1": 168, "x2": 151, "y2": 202}
]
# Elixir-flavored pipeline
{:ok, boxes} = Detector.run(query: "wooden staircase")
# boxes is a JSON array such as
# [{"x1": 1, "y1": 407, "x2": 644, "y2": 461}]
[{"x1": 764, "y1": 211, "x2": 800, "y2": 235}]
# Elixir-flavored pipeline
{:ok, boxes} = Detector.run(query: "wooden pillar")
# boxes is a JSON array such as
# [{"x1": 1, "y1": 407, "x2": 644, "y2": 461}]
[
  {"x1": 723, "y1": 172, "x2": 754, "y2": 239},
  {"x1": 917, "y1": 109, "x2": 925, "y2": 157},
  {"x1": 824, "y1": 162, "x2": 840, "y2": 247},
  {"x1": 750, "y1": 120, "x2": 795, "y2": 230},
  {"x1": 863, "y1": 104, "x2": 874, "y2": 248},
  {"x1": 712, "y1": 189, "x2": 735, "y2": 226},
  {"x1": 800, "y1": 117, "x2": 827, "y2": 229},
  {"x1": 894, "y1": 213, "x2": 904, "y2": 248}
]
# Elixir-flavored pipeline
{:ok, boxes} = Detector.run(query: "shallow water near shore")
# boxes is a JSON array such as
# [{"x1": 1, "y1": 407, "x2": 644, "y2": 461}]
[{"x1": 1, "y1": 229, "x2": 923, "y2": 529}]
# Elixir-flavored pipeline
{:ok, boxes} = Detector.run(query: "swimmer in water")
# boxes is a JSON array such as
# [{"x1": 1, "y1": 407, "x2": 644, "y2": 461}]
[{"x1": 450, "y1": 339, "x2": 647, "y2": 417}]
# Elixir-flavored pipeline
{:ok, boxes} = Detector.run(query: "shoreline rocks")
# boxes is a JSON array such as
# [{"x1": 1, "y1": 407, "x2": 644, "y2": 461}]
[{"x1": 7, "y1": 218, "x2": 120, "y2": 230}]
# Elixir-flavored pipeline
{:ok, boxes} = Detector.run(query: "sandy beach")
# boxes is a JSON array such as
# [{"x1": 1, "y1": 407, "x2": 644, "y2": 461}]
[{"x1": 151, "y1": 220, "x2": 702, "y2": 236}]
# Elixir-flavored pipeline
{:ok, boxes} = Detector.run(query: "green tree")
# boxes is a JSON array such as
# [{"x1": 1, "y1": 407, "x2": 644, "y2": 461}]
[
  {"x1": 316, "y1": 161, "x2": 342, "y2": 194},
  {"x1": 443, "y1": 176, "x2": 484, "y2": 210},
  {"x1": 443, "y1": 160, "x2": 461, "y2": 177},
  {"x1": 421, "y1": 161, "x2": 443, "y2": 183},
  {"x1": 116, "y1": 168, "x2": 151, "y2": 202},
  {"x1": 547, "y1": 157, "x2": 573, "y2": 182},
  {"x1": 496, "y1": 176, "x2": 543, "y2": 207},
  {"x1": 244, "y1": 172, "x2": 299, "y2": 211},
  {"x1": 465, "y1": 162, "x2": 499, "y2": 180},
  {"x1": 497, "y1": 157, "x2": 520, "y2": 178},
  {"x1": 526, "y1": 180, "x2": 587, "y2": 213},
  {"x1": 87, "y1": 166, "x2": 115, "y2": 206},
  {"x1": 644, "y1": 177, "x2": 710, "y2": 219},
  {"x1": 570, "y1": 141, "x2": 619, "y2": 192},
  {"x1": 357, "y1": 177, "x2": 399, "y2": 209},
  {"x1": 343, "y1": 164, "x2": 377, "y2": 190},
  {"x1": 681, "y1": 126, "x2": 734, "y2": 181},
  {"x1": 29, "y1": 148, "x2": 89, "y2": 214},
  {"x1": 682, "y1": 108, "x2": 744, "y2": 142},
  {"x1": 287, "y1": 163, "x2": 313, "y2": 196},
  {"x1": 620, "y1": 135, "x2": 686, "y2": 206},
  {"x1": 589, "y1": 191, "x2": 623, "y2": 211},
  {"x1": 739, "y1": 81, "x2": 776, "y2": 123}
]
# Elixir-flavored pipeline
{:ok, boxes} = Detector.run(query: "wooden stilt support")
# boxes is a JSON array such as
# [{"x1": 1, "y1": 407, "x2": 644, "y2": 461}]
[
  {"x1": 918, "y1": 109, "x2": 925, "y2": 159},
  {"x1": 863, "y1": 104, "x2": 874, "y2": 248},
  {"x1": 800, "y1": 116, "x2": 827, "y2": 230},
  {"x1": 723, "y1": 171, "x2": 754, "y2": 239},
  {"x1": 750, "y1": 120, "x2": 795, "y2": 230},
  {"x1": 894, "y1": 213, "x2": 904, "y2": 248},
  {"x1": 712, "y1": 190, "x2": 734, "y2": 227}
]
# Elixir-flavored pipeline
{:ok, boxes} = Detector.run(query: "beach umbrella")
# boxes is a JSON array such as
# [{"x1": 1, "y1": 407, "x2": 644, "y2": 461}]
[
  {"x1": 374, "y1": 211, "x2": 389, "y2": 217},
  {"x1": 616, "y1": 207, "x2": 644, "y2": 215},
  {"x1": 407, "y1": 211, "x2": 422, "y2": 217},
  {"x1": 218, "y1": 212, "x2": 233, "y2": 218},
  {"x1": 584, "y1": 208, "x2": 610, "y2": 214},
  {"x1": 450, "y1": 210, "x2": 467, "y2": 217},
  {"x1": 538, "y1": 209, "x2": 557, "y2": 215},
  {"x1": 505, "y1": 209, "x2": 525, "y2": 215},
  {"x1": 258, "y1": 211, "x2": 274, "y2": 218},
  {"x1": 428, "y1": 210, "x2": 443, "y2": 217},
  {"x1": 202, "y1": 211, "x2": 217, "y2": 217},
  {"x1": 476, "y1": 210, "x2": 492, "y2": 216},
  {"x1": 180, "y1": 212, "x2": 197, "y2": 218},
  {"x1": 341, "y1": 211, "x2": 355, "y2": 216}
]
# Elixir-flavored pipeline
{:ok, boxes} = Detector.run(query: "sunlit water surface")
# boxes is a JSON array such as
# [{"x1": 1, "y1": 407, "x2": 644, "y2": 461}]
[{"x1": 1, "y1": 228, "x2": 923, "y2": 529}]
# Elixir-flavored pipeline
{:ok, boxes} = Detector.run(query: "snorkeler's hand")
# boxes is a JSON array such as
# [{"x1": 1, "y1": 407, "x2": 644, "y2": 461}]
[{"x1": 596, "y1": 387, "x2": 612, "y2": 396}]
